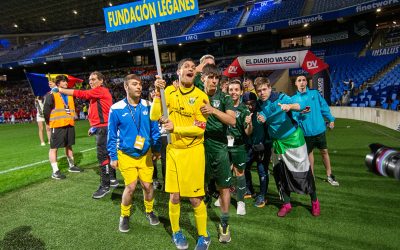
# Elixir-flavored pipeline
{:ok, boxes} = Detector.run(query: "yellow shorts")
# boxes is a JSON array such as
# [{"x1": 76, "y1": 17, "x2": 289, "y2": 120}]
[
  {"x1": 118, "y1": 150, "x2": 153, "y2": 185},
  {"x1": 165, "y1": 143, "x2": 205, "y2": 197}
]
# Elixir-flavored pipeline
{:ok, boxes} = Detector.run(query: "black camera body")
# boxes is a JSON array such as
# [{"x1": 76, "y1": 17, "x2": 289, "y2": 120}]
[{"x1": 365, "y1": 143, "x2": 400, "y2": 180}]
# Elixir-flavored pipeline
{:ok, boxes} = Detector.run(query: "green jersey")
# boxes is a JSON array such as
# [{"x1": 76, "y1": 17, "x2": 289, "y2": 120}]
[
  {"x1": 227, "y1": 103, "x2": 250, "y2": 146},
  {"x1": 205, "y1": 89, "x2": 234, "y2": 142},
  {"x1": 193, "y1": 73, "x2": 204, "y2": 91}
]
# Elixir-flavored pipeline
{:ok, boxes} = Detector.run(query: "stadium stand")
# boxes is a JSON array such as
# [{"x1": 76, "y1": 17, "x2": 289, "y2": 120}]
[
  {"x1": 245, "y1": 0, "x2": 304, "y2": 25},
  {"x1": 311, "y1": 38, "x2": 368, "y2": 56},
  {"x1": 382, "y1": 26, "x2": 400, "y2": 47},
  {"x1": 141, "y1": 17, "x2": 195, "y2": 40},
  {"x1": 186, "y1": 8, "x2": 244, "y2": 34},
  {"x1": 0, "y1": 44, "x2": 42, "y2": 63},
  {"x1": 312, "y1": 0, "x2": 367, "y2": 14},
  {"x1": 327, "y1": 53, "x2": 397, "y2": 104},
  {"x1": 351, "y1": 64, "x2": 400, "y2": 109}
]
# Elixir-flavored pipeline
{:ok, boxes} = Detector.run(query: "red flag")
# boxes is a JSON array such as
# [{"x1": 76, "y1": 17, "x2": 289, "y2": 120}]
[
  {"x1": 223, "y1": 58, "x2": 245, "y2": 78},
  {"x1": 301, "y1": 51, "x2": 329, "y2": 75},
  {"x1": 66, "y1": 75, "x2": 84, "y2": 88}
]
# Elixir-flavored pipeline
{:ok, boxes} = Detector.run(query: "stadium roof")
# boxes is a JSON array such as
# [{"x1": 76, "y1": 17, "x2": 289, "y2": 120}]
[{"x1": 0, "y1": 0, "x2": 227, "y2": 35}]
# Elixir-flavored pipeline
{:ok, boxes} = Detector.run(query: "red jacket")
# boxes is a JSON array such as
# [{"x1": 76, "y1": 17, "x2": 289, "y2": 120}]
[{"x1": 73, "y1": 86, "x2": 112, "y2": 127}]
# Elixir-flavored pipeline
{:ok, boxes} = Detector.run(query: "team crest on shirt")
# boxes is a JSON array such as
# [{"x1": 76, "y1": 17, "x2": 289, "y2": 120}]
[
  {"x1": 212, "y1": 100, "x2": 220, "y2": 108},
  {"x1": 235, "y1": 111, "x2": 241, "y2": 118},
  {"x1": 189, "y1": 97, "x2": 197, "y2": 105},
  {"x1": 142, "y1": 110, "x2": 148, "y2": 115}
]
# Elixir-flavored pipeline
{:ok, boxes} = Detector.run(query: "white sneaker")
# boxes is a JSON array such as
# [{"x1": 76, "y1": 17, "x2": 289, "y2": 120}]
[
  {"x1": 327, "y1": 175, "x2": 339, "y2": 186},
  {"x1": 214, "y1": 198, "x2": 221, "y2": 207},
  {"x1": 237, "y1": 201, "x2": 246, "y2": 215},
  {"x1": 40, "y1": 142, "x2": 46, "y2": 146}
]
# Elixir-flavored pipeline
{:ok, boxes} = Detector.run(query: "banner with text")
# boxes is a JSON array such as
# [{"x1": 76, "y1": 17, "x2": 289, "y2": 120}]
[
  {"x1": 104, "y1": 0, "x2": 199, "y2": 32},
  {"x1": 223, "y1": 50, "x2": 329, "y2": 78},
  {"x1": 368, "y1": 45, "x2": 400, "y2": 56}
]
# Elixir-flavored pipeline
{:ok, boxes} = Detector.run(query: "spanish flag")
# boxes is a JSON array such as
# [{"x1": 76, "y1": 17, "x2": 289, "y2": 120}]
[{"x1": 25, "y1": 72, "x2": 83, "y2": 97}]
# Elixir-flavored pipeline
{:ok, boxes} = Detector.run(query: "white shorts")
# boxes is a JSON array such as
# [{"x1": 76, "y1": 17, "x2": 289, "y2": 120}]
[{"x1": 36, "y1": 115, "x2": 45, "y2": 122}]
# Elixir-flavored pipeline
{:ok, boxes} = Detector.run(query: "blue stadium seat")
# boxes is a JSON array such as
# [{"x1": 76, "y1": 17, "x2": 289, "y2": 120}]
[
  {"x1": 246, "y1": 0, "x2": 304, "y2": 25},
  {"x1": 312, "y1": 0, "x2": 367, "y2": 14}
]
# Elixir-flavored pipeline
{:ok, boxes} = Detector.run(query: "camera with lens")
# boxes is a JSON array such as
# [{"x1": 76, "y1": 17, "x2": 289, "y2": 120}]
[{"x1": 365, "y1": 143, "x2": 400, "y2": 180}]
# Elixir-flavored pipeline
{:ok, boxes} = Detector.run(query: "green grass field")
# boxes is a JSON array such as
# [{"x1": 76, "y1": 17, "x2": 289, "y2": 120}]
[{"x1": 0, "y1": 119, "x2": 399, "y2": 250}]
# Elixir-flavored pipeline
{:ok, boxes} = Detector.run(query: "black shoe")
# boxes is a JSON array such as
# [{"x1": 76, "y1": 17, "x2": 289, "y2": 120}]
[
  {"x1": 146, "y1": 211, "x2": 160, "y2": 226},
  {"x1": 51, "y1": 170, "x2": 66, "y2": 180},
  {"x1": 119, "y1": 216, "x2": 130, "y2": 233},
  {"x1": 68, "y1": 165, "x2": 83, "y2": 173},
  {"x1": 92, "y1": 186, "x2": 110, "y2": 199},
  {"x1": 110, "y1": 178, "x2": 119, "y2": 188}
]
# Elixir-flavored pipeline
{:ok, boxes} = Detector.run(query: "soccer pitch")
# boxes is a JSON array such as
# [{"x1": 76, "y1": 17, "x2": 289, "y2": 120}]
[{"x1": 0, "y1": 119, "x2": 399, "y2": 249}]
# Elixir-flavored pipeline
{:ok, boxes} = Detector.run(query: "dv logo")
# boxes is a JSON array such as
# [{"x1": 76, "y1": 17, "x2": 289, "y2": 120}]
[
  {"x1": 306, "y1": 60, "x2": 318, "y2": 69},
  {"x1": 228, "y1": 66, "x2": 238, "y2": 74}
]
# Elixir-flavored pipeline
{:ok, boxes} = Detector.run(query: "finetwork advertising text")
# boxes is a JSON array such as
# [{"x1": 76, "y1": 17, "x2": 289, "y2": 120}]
[{"x1": 356, "y1": 0, "x2": 398, "y2": 12}]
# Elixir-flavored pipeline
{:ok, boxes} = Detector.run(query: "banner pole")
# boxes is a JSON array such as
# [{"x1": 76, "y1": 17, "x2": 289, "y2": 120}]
[{"x1": 150, "y1": 24, "x2": 171, "y2": 143}]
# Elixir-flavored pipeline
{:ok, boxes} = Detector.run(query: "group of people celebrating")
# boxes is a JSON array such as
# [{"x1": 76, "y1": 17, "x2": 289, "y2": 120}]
[{"x1": 43, "y1": 54, "x2": 338, "y2": 250}]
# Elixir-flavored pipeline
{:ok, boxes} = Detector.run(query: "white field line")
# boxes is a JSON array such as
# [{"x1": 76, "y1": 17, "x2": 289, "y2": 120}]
[{"x1": 0, "y1": 147, "x2": 96, "y2": 175}]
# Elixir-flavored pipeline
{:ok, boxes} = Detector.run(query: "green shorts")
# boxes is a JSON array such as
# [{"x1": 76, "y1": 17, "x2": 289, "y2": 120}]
[
  {"x1": 205, "y1": 138, "x2": 232, "y2": 188},
  {"x1": 305, "y1": 132, "x2": 328, "y2": 154},
  {"x1": 228, "y1": 144, "x2": 247, "y2": 170}
]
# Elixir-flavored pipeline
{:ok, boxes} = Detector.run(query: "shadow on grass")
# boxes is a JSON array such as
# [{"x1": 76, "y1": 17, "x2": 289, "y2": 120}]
[{"x1": 0, "y1": 226, "x2": 45, "y2": 250}]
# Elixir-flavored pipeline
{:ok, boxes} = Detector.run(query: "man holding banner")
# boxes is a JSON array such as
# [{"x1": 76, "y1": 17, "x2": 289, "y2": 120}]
[{"x1": 151, "y1": 58, "x2": 211, "y2": 250}]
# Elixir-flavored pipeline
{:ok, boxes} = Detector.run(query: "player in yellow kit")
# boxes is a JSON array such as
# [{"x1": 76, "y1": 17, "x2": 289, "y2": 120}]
[{"x1": 150, "y1": 58, "x2": 211, "y2": 250}]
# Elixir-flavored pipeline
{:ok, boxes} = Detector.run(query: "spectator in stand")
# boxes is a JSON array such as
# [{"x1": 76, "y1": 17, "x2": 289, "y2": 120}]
[
  {"x1": 54, "y1": 71, "x2": 118, "y2": 199},
  {"x1": 344, "y1": 79, "x2": 355, "y2": 96},
  {"x1": 341, "y1": 90, "x2": 350, "y2": 106},
  {"x1": 35, "y1": 96, "x2": 50, "y2": 146}
]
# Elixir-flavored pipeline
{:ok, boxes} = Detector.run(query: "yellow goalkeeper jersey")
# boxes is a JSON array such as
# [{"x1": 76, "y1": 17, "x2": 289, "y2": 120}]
[{"x1": 150, "y1": 85, "x2": 209, "y2": 149}]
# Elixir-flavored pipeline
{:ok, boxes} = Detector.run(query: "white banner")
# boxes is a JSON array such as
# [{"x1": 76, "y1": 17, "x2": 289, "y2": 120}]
[{"x1": 238, "y1": 51, "x2": 308, "y2": 71}]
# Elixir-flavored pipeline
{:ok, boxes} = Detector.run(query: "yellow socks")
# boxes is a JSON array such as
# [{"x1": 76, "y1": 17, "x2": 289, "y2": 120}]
[
  {"x1": 144, "y1": 198, "x2": 154, "y2": 213},
  {"x1": 169, "y1": 201, "x2": 181, "y2": 233},
  {"x1": 193, "y1": 201, "x2": 208, "y2": 236},
  {"x1": 121, "y1": 204, "x2": 132, "y2": 217}
]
